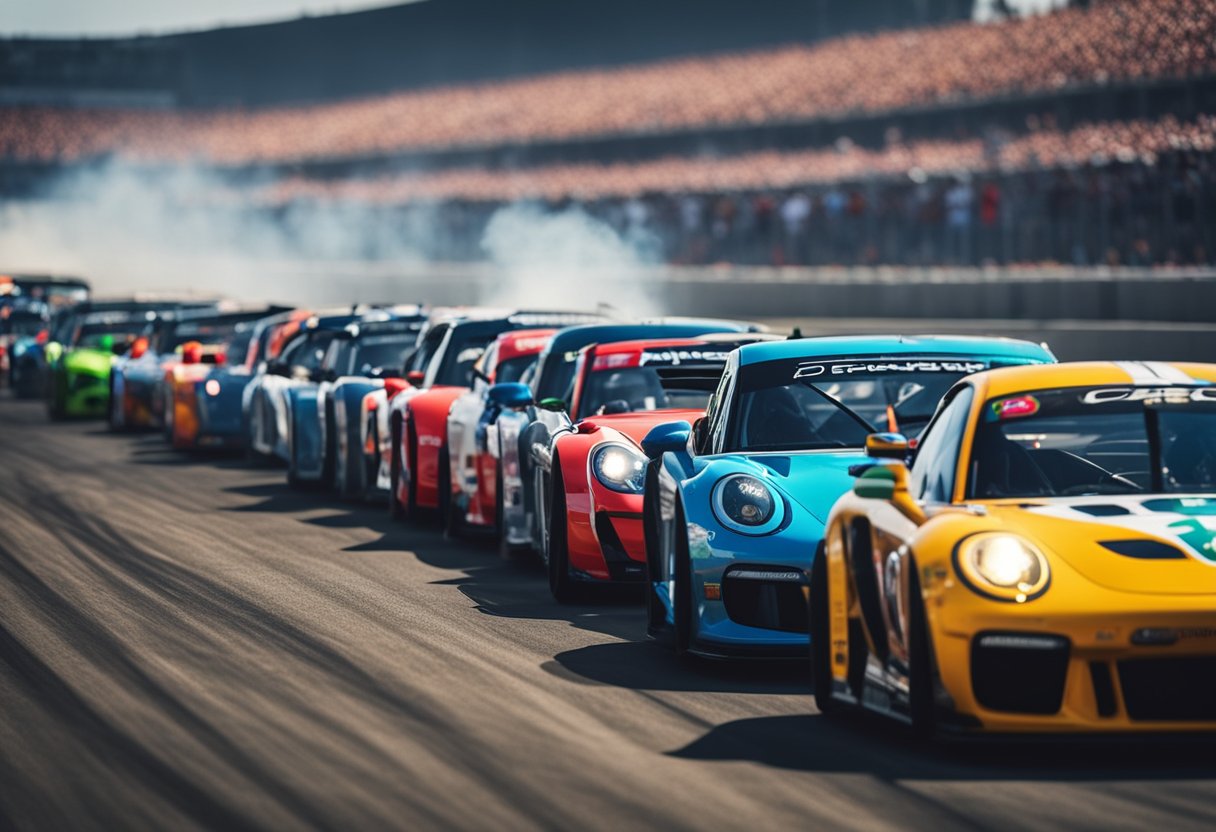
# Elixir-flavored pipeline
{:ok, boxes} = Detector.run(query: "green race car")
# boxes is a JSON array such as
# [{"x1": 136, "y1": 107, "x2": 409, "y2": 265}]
[{"x1": 46, "y1": 314, "x2": 146, "y2": 419}]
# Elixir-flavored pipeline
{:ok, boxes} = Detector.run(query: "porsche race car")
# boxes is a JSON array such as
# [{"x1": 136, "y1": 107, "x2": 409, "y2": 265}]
[{"x1": 812, "y1": 360, "x2": 1216, "y2": 734}]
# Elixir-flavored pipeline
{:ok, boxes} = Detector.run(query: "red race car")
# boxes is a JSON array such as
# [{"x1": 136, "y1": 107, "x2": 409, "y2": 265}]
[
  {"x1": 543, "y1": 333, "x2": 778, "y2": 600},
  {"x1": 388, "y1": 311, "x2": 600, "y2": 521}
]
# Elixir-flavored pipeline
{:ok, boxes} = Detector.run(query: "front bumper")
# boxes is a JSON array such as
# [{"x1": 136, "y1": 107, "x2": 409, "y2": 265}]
[
  {"x1": 933, "y1": 599, "x2": 1216, "y2": 733},
  {"x1": 683, "y1": 527, "x2": 816, "y2": 657}
]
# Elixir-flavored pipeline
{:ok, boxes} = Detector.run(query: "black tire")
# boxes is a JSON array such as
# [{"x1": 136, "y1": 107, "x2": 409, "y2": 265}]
[
  {"x1": 643, "y1": 464, "x2": 666, "y2": 633},
  {"x1": 672, "y1": 499, "x2": 693, "y2": 655},
  {"x1": 337, "y1": 407, "x2": 363, "y2": 500},
  {"x1": 286, "y1": 428, "x2": 303, "y2": 489},
  {"x1": 907, "y1": 562, "x2": 937, "y2": 738},
  {"x1": 547, "y1": 464, "x2": 575, "y2": 603},
  {"x1": 440, "y1": 446, "x2": 460, "y2": 538},
  {"x1": 321, "y1": 398, "x2": 337, "y2": 490},
  {"x1": 810, "y1": 543, "x2": 842, "y2": 715},
  {"x1": 405, "y1": 420, "x2": 419, "y2": 518},
  {"x1": 388, "y1": 417, "x2": 405, "y2": 519}
]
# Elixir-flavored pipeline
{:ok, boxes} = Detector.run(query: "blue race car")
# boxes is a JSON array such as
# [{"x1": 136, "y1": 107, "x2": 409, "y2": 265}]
[
  {"x1": 289, "y1": 311, "x2": 428, "y2": 492},
  {"x1": 640, "y1": 335, "x2": 1056, "y2": 659}
]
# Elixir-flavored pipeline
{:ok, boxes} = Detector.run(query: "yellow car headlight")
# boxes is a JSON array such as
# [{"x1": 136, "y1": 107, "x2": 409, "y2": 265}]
[{"x1": 955, "y1": 533, "x2": 1050, "y2": 603}]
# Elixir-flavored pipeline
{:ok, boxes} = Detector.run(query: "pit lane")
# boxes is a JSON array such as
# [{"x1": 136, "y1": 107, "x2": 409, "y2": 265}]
[{"x1": 0, "y1": 394, "x2": 1213, "y2": 830}]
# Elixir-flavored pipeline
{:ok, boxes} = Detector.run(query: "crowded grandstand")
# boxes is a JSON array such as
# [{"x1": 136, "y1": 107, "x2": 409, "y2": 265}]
[{"x1": 1, "y1": 0, "x2": 1213, "y2": 268}]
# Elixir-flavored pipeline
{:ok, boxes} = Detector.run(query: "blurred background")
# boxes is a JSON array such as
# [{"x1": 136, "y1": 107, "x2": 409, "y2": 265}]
[{"x1": 2, "y1": 0, "x2": 1215, "y2": 355}]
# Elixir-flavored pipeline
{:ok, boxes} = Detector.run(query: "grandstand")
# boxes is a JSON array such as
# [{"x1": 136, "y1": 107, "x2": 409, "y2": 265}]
[{"x1": 0, "y1": 0, "x2": 1213, "y2": 269}]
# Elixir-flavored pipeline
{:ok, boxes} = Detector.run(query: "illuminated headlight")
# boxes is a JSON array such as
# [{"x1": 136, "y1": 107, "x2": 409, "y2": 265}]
[
  {"x1": 204, "y1": 379, "x2": 221, "y2": 397},
  {"x1": 711, "y1": 474, "x2": 783, "y2": 535},
  {"x1": 956, "y1": 533, "x2": 1050, "y2": 602},
  {"x1": 591, "y1": 444, "x2": 647, "y2": 493}
]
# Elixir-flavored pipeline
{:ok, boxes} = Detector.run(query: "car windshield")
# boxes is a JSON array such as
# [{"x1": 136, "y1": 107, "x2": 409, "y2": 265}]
[
  {"x1": 730, "y1": 356, "x2": 989, "y2": 452},
  {"x1": 224, "y1": 329, "x2": 254, "y2": 365},
  {"x1": 2, "y1": 312, "x2": 46, "y2": 337},
  {"x1": 577, "y1": 367, "x2": 710, "y2": 420},
  {"x1": 352, "y1": 335, "x2": 414, "y2": 375},
  {"x1": 434, "y1": 331, "x2": 491, "y2": 387},
  {"x1": 163, "y1": 322, "x2": 240, "y2": 352},
  {"x1": 76, "y1": 322, "x2": 142, "y2": 349},
  {"x1": 496, "y1": 355, "x2": 536, "y2": 385},
  {"x1": 968, "y1": 385, "x2": 1216, "y2": 499}
]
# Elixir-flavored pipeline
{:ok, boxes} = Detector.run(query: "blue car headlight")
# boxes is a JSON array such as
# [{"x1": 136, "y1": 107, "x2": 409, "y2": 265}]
[
  {"x1": 712, "y1": 474, "x2": 784, "y2": 535},
  {"x1": 591, "y1": 443, "x2": 647, "y2": 493}
]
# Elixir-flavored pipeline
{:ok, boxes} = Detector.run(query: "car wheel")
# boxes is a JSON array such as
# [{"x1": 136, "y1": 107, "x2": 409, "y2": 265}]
[
  {"x1": 441, "y1": 446, "x2": 460, "y2": 538},
  {"x1": 286, "y1": 419, "x2": 304, "y2": 489},
  {"x1": 810, "y1": 542, "x2": 842, "y2": 716},
  {"x1": 907, "y1": 562, "x2": 937, "y2": 738},
  {"x1": 389, "y1": 417, "x2": 404, "y2": 519},
  {"x1": 405, "y1": 419, "x2": 419, "y2": 518},
  {"x1": 672, "y1": 499, "x2": 693, "y2": 655},
  {"x1": 547, "y1": 464, "x2": 575, "y2": 603},
  {"x1": 321, "y1": 399, "x2": 337, "y2": 489},
  {"x1": 337, "y1": 410, "x2": 359, "y2": 499},
  {"x1": 643, "y1": 465, "x2": 666, "y2": 633}
]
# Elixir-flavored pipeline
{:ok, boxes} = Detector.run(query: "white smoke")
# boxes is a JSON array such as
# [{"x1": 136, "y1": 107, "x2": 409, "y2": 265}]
[
  {"x1": 0, "y1": 162, "x2": 667, "y2": 316},
  {"x1": 0, "y1": 161, "x2": 437, "y2": 304},
  {"x1": 478, "y1": 202, "x2": 663, "y2": 316}
]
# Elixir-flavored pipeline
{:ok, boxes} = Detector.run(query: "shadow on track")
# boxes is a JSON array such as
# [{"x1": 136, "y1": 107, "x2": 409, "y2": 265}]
[
  {"x1": 670, "y1": 712, "x2": 1216, "y2": 781},
  {"x1": 543, "y1": 640, "x2": 809, "y2": 694}
]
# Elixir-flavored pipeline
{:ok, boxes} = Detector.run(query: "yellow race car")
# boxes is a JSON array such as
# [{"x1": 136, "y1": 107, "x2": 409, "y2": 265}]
[{"x1": 811, "y1": 361, "x2": 1216, "y2": 735}]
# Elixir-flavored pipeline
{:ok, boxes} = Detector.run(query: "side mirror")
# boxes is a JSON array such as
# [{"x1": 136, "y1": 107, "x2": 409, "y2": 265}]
[
  {"x1": 130, "y1": 337, "x2": 148, "y2": 359},
  {"x1": 598, "y1": 399, "x2": 631, "y2": 415},
  {"x1": 537, "y1": 396, "x2": 566, "y2": 412},
  {"x1": 406, "y1": 370, "x2": 426, "y2": 386},
  {"x1": 852, "y1": 463, "x2": 925, "y2": 524},
  {"x1": 384, "y1": 377, "x2": 409, "y2": 399},
  {"x1": 487, "y1": 382, "x2": 533, "y2": 410},
  {"x1": 865, "y1": 432, "x2": 909, "y2": 460},
  {"x1": 641, "y1": 420, "x2": 691, "y2": 460}
]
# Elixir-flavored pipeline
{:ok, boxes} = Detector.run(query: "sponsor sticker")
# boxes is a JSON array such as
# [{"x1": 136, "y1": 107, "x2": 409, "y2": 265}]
[
  {"x1": 792, "y1": 359, "x2": 986, "y2": 380},
  {"x1": 1081, "y1": 386, "x2": 1216, "y2": 405},
  {"x1": 640, "y1": 349, "x2": 730, "y2": 366},
  {"x1": 989, "y1": 394, "x2": 1040, "y2": 421}
]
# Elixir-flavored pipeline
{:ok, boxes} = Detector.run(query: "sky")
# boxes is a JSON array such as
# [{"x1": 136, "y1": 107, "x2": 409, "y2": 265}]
[
  {"x1": 2, "y1": 1, "x2": 420, "y2": 37},
  {"x1": 3, "y1": 0, "x2": 1066, "y2": 37}
]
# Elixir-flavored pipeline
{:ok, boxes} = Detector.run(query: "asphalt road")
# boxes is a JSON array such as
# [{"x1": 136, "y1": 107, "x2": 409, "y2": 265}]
[{"x1": 1, "y1": 394, "x2": 1214, "y2": 831}]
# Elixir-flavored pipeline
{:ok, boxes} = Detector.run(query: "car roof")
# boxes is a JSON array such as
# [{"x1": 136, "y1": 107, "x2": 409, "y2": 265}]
[
  {"x1": 973, "y1": 361, "x2": 1216, "y2": 398},
  {"x1": 736, "y1": 334, "x2": 1054, "y2": 366},
  {"x1": 591, "y1": 333, "x2": 780, "y2": 357},
  {"x1": 548, "y1": 321, "x2": 751, "y2": 354}
]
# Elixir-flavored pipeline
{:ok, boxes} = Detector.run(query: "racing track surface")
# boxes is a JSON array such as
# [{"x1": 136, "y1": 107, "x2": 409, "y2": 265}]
[{"x1": 0, "y1": 394, "x2": 1214, "y2": 831}]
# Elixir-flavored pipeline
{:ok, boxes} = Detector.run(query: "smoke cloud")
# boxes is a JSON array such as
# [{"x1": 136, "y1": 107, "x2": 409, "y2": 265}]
[
  {"x1": 478, "y1": 202, "x2": 662, "y2": 316},
  {"x1": 0, "y1": 162, "x2": 666, "y2": 316}
]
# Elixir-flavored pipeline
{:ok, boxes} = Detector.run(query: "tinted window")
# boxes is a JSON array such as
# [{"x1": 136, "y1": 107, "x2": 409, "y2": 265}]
[
  {"x1": 352, "y1": 335, "x2": 414, "y2": 375},
  {"x1": 909, "y1": 385, "x2": 974, "y2": 503},
  {"x1": 728, "y1": 356, "x2": 989, "y2": 453},
  {"x1": 967, "y1": 385, "x2": 1216, "y2": 499},
  {"x1": 496, "y1": 355, "x2": 535, "y2": 385}
]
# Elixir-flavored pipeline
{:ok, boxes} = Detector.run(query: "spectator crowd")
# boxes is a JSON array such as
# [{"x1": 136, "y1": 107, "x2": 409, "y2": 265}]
[{"x1": 0, "y1": 0, "x2": 1211, "y2": 165}]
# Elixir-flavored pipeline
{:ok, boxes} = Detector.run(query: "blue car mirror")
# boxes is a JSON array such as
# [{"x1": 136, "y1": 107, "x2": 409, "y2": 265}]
[
  {"x1": 641, "y1": 420, "x2": 691, "y2": 460},
  {"x1": 487, "y1": 382, "x2": 533, "y2": 410}
]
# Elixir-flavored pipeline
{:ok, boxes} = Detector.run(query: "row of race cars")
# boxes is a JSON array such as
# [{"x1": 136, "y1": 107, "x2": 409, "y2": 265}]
[{"x1": 9, "y1": 293, "x2": 1216, "y2": 737}]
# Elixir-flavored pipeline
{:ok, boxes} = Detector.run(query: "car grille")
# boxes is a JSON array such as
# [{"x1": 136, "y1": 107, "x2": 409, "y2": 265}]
[
  {"x1": 721, "y1": 567, "x2": 808, "y2": 633},
  {"x1": 970, "y1": 632, "x2": 1070, "y2": 715},
  {"x1": 1118, "y1": 656, "x2": 1216, "y2": 721}
]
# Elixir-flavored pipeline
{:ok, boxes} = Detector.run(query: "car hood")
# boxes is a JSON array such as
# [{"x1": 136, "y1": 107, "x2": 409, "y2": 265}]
[
  {"x1": 984, "y1": 495, "x2": 1216, "y2": 595},
  {"x1": 63, "y1": 348, "x2": 113, "y2": 377},
  {"x1": 578, "y1": 408, "x2": 704, "y2": 446},
  {"x1": 705, "y1": 450, "x2": 867, "y2": 525}
]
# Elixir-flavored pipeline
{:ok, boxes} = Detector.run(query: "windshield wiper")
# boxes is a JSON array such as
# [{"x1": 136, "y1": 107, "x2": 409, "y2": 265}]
[{"x1": 797, "y1": 381, "x2": 878, "y2": 435}]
